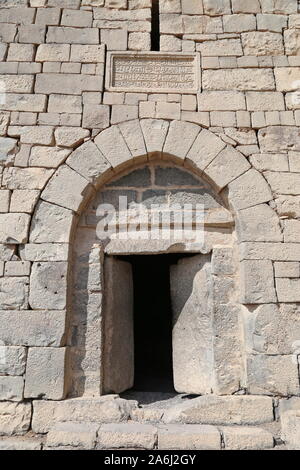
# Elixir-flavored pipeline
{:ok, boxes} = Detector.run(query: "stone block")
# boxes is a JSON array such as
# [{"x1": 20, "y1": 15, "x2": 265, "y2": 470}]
[
  {"x1": 0, "y1": 75, "x2": 33, "y2": 94},
  {"x1": 250, "y1": 153, "x2": 289, "y2": 172},
  {"x1": 205, "y1": 146, "x2": 250, "y2": 190},
  {"x1": 274, "y1": 262, "x2": 300, "y2": 278},
  {"x1": 0, "y1": 438, "x2": 42, "y2": 450},
  {"x1": 163, "y1": 120, "x2": 200, "y2": 160},
  {"x1": 35, "y1": 7, "x2": 61, "y2": 25},
  {"x1": 240, "y1": 259, "x2": 277, "y2": 304},
  {"x1": 29, "y1": 261, "x2": 67, "y2": 310},
  {"x1": 264, "y1": 171, "x2": 300, "y2": 196},
  {"x1": 97, "y1": 423, "x2": 157, "y2": 450},
  {"x1": 18, "y1": 25, "x2": 46, "y2": 44},
  {"x1": 0, "y1": 7, "x2": 35, "y2": 25},
  {"x1": 61, "y1": 9, "x2": 93, "y2": 27},
  {"x1": 30, "y1": 201, "x2": 73, "y2": 243},
  {"x1": 0, "y1": 377, "x2": 24, "y2": 402},
  {"x1": 54, "y1": 127, "x2": 89, "y2": 147},
  {"x1": 163, "y1": 395, "x2": 274, "y2": 425},
  {"x1": 223, "y1": 14, "x2": 256, "y2": 33},
  {"x1": 275, "y1": 68, "x2": 300, "y2": 92},
  {"x1": 29, "y1": 146, "x2": 71, "y2": 168},
  {"x1": 9, "y1": 125, "x2": 54, "y2": 145},
  {"x1": 2, "y1": 167, "x2": 53, "y2": 190},
  {"x1": 276, "y1": 278, "x2": 300, "y2": 302},
  {"x1": 186, "y1": 129, "x2": 226, "y2": 171},
  {"x1": 242, "y1": 32, "x2": 284, "y2": 55},
  {"x1": 203, "y1": 0, "x2": 231, "y2": 15},
  {"x1": 7, "y1": 44, "x2": 34, "y2": 62},
  {"x1": 0, "y1": 402, "x2": 31, "y2": 436},
  {"x1": 198, "y1": 91, "x2": 246, "y2": 111},
  {"x1": 95, "y1": 125, "x2": 132, "y2": 167},
  {"x1": 236, "y1": 204, "x2": 282, "y2": 242},
  {"x1": 246, "y1": 92, "x2": 285, "y2": 111},
  {"x1": 67, "y1": 140, "x2": 111, "y2": 183},
  {"x1": 285, "y1": 29, "x2": 300, "y2": 56},
  {"x1": 118, "y1": 119, "x2": 147, "y2": 158},
  {"x1": 198, "y1": 39, "x2": 243, "y2": 57},
  {"x1": 48, "y1": 95, "x2": 82, "y2": 114},
  {"x1": 228, "y1": 169, "x2": 273, "y2": 210},
  {"x1": 32, "y1": 397, "x2": 136, "y2": 433},
  {"x1": 222, "y1": 426, "x2": 274, "y2": 450},
  {"x1": 24, "y1": 347, "x2": 66, "y2": 400},
  {"x1": 0, "y1": 310, "x2": 66, "y2": 347},
  {"x1": 158, "y1": 424, "x2": 220, "y2": 450},
  {"x1": 0, "y1": 190, "x2": 10, "y2": 213},
  {"x1": 20, "y1": 244, "x2": 69, "y2": 262},
  {"x1": 284, "y1": 219, "x2": 300, "y2": 243},
  {"x1": 203, "y1": 69, "x2": 275, "y2": 91},
  {"x1": 0, "y1": 346, "x2": 26, "y2": 376},
  {"x1": 111, "y1": 104, "x2": 138, "y2": 125},
  {"x1": 0, "y1": 24, "x2": 17, "y2": 43},
  {"x1": 36, "y1": 44, "x2": 70, "y2": 62},
  {"x1": 35, "y1": 73, "x2": 102, "y2": 95},
  {"x1": 0, "y1": 214, "x2": 30, "y2": 244},
  {"x1": 257, "y1": 13, "x2": 287, "y2": 32},
  {"x1": 258, "y1": 126, "x2": 300, "y2": 152},
  {"x1": 182, "y1": 0, "x2": 203, "y2": 14},
  {"x1": 101, "y1": 29, "x2": 128, "y2": 50},
  {"x1": 4, "y1": 261, "x2": 31, "y2": 276},
  {"x1": 47, "y1": 26, "x2": 99, "y2": 44},
  {"x1": 46, "y1": 422, "x2": 99, "y2": 449},
  {"x1": 70, "y1": 45, "x2": 105, "y2": 63},
  {"x1": 156, "y1": 102, "x2": 180, "y2": 120},
  {"x1": 128, "y1": 32, "x2": 151, "y2": 51},
  {"x1": 0, "y1": 94, "x2": 47, "y2": 113},
  {"x1": 247, "y1": 354, "x2": 299, "y2": 396}
]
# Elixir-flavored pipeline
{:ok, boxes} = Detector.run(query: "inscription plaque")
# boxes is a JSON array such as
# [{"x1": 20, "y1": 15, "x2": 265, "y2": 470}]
[{"x1": 105, "y1": 52, "x2": 200, "y2": 94}]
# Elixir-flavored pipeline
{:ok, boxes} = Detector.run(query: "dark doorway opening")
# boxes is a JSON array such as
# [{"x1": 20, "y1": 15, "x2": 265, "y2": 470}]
[{"x1": 120, "y1": 254, "x2": 192, "y2": 393}]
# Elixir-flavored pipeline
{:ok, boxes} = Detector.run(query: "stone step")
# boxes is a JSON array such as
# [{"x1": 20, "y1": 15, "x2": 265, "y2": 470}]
[{"x1": 45, "y1": 421, "x2": 275, "y2": 451}]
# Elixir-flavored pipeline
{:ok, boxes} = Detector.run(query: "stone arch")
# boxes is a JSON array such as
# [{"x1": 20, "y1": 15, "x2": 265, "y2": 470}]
[{"x1": 27, "y1": 119, "x2": 282, "y2": 400}]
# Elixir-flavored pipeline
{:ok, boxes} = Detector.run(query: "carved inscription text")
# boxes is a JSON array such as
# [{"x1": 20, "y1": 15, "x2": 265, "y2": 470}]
[{"x1": 106, "y1": 53, "x2": 199, "y2": 93}]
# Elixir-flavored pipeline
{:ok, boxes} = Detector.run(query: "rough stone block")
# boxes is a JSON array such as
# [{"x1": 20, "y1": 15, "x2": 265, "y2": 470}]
[
  {"x1": 163, "y1": 395, "x2": 274, "y2": 425},
  {"x1": 0, "y1": 377, "x2": 24, "y2": 402},
  {"x1": 0, "y1": 75, "x2": 33, "y2": 94},
  {"x1": 20, "y1": 243, "x2": 69, "y2": 262},
  {"x1": 101, "y1": 29, "x2": 128, "y2": 50},
  {"x1": 47, "y1": 26, "x2": 99, "y2": 45},
  {"x1": 0, "y1": 402, "x2": 31, "y2": 436},
  {"x1": 0, "y1": 214, "x2": 30, "y2": 244},
  {"x1": 247, "y1": 354, "x2": 299, "y2": 396},
  {"x1": 29, "y1": 261, "x2": 67, "y2": 310},
  {"x1": 48, "y1": 95, "x2": 82, "y2": 114},
  {"x1": 205, "y1": 146, "x2": 250, "y2": 190},
  {"x1": 30, "y1": 201, "x2": 73, "y2": 243},
  {"x1": 198, "y1": 39, "x2": 243, "y2": 57},
  {"x1": 29, "y1": 146, "x2": 71, "y2": 168},
  {"x1": 97, "y1": 423, "x2": 157, "y2": 450},
  {"x1": 0, "y1": 94, "x2": 47, "y2": 113},
  {"x1": 228, "y1": 169, "x2": 273, "y2": 210},
  {"x1": 61, "y1": 9, "x2": 93, "y2": 28},
  {"x1": 2, "y1": 167, "x2": 53, "y2": 190},
  {"x1": 0, "y1": 346, "x2": 26, "y2": 376},
  {"x1": 242, "y1": 32, "x2": 284, "y2": 55},
  {"x1": 18, "y1": 25, "x2": 46, "y2": 44},
  {"x1": 276, "y1": 278, "x2": 300, "y2": 302},
  {"x1": 258, "y1": 127, "x2": 300, "y2": 153},
  {"x1": 246, "y1": 92, "x2": 285, "y2": 111},
  {"x1": 46, "y1": 422, "x2": 99, "y2": 449},
  {"x1": 203, "y1": 69, "x2": 275, "y2": 91},
  {"x1": 24, "y1": 347, "x2": 66, "y2": 400},
  {"x1": 82, "y1": 104, "x2": 110, "y2": 129},
  {"x1": 70, "y1": 44, "x2": 105, "y2": 63},
  {"x1": 7, "y1": 44, "x2": 35, "y2": 62},
  {"x1": 203, "y1": 0, "x2": 231, "y2": 15},
  {"x1": 198, "y1": 91, "x2": 246, "y2": 111},
  {"x1": 240, "y1": 259, "x2": 277, "y2": 304},
  {"x1": 0, "y1": 310, "x2": 66, "y2": 347},
  {"x1": 54, "y1": 127, "x2": 89, "y2": 147},
  {"x1": 36, "y1": 44, "x2": 70, "y2": 62},
  {"x1": 118, "y1": 119, "x2": 147, "y2": 158},
  {"x1": 158, "y1": 424, "x2": 220, "y2": 450},
  {"x1": 111, "y1": 104, "x2": 138, "y2": 125},
  {"x1": 222, "y1": 426, "x2": 274, "y2": 450},
  {"x1": 236, "y1": 204, "x2": 282, "y2": 242},
  {"x1": 186, "y1": 129, "x2": 226, "y2": 171},
  {"x1": 32, "y1": 397, "x2": 136, "y2": 433},
  {"x1": 163, "y1": 120, "x2": 200, "y2": 160},
  {"x1": 95, "y1": 125, "x2": 132, "y2": 167},
  {"x1": 275, "y1": 68, "x2": 300, "y2": 92},
  {"x1": 67, "y1": 140, "x2": 111, "y2": 183}
]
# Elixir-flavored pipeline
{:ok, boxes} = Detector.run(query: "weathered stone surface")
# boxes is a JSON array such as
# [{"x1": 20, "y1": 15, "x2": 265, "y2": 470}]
[
  {"x1": 222, "y1": 426, "x2": 274, "y2": 450},
  {"x1": 70, "y1": 44, "x2": 105, "y2": 63},
  {"x1": 0, "y1": 213, "x2": 30, "y2": 244},
  {"x1": 280, "y1": 398, "x2": 300, "y2": 450},
  {"x1": 158, "y1": 424, "x2": 220, "y2": 450},
  {"x1": 0, "y1": 277, "x2": 28, "y2": 310},
  {"x1": 20, "y1": 243, "x2": 69, "y2": 262},
  {"x1": 0, "y1": 377, "x2": 24, "y2": 401},
  {"x1": 0, "y1": 310, "x2": 66, "y2": 347},
  {"x1": 140, "y1": 119, "x2": 169, "y2": 155},
  {"x1": 32, "y1": 397, "x2": 137, "y2": 433},
  {"x1": 9, "y1": 190, "x2": 39, "y2": 214},
  {"x1": 0, "y1": 75, "x2": 33, "y2": 94},
  {"x1": 118, "y1": 119, "x2": 147, "y2": 158},
  {"x1": 41, "y1": 165, "x2": 90, "y2": 212},
  {"x1": 0, "y1": 402, "x2": 31, "y2": 436},
  {"x1": 24, "y1": 347, "x2": 66, "y2": 400},
  {"x1": 163, "y1": 121, "x2": 200, "y2": 160},
  {"x1": 203, "y1": 69, "x2": 275, "y2": 91},
  {"x1": 276, "y1": 278, "x2": 300, "y2": 303},
  {"x1": 198, "y1": 91, "x2": 246, "y2": 111},
  {"x1": 228, "y1": 169, "x2": 273, "y2": 211},
  {"x1": 163, "y1": 395, "x2": 274, "y2": 425},
  {"x1": 275, "y1": 68, "x2": 300, "y2": 92},
  {"x1": 186, "y1": 129, "x2": 226, "y2": 171},
  {"x1": 198, "y1": 39, "x2": 243, "y2": 57},
  {"x1": 29, "y1": 262, "x2": 67, "y2": 310},
  {"x1": 236, "y1": 204, "x2": 282, "y2": 242},
  {"x1": 67, "y1": 141, "x2": 111, "y2": 183},
  {"x1": 247, "y1": 354, "x2": 300, "y2": 396},
  {"x1": 83, "y1": 104, "x2": 110, "y2": 129},
  {"x1": 54, "y1": 127, "x2": 89, "y2": 148},
  {"x1": 170, "y1": 255, "x2": 214, "y2": 395},
  {"x1": 47, "y1": 422, "x2": 99, "y2": 449},
  {"x1": 0, "y1": 346, "x2": 26, "y2": 376},
  {"x1": 242, "y1": 32, "x2": 284, "y2": 55},
  {"x1": 95, "y1": 126, "x2": 132, "y2": 167},
  {"x1": 284, "y1": 29, "x2": 300, "y2": 56},
  {"x1": 97, "y1": 423, "x2": 157, "y2": 450},
  {"x1": 0, "y1": 94, "x2": 47, "y2": 113},
  {"x1": 2, "y1": 167, "x2": 53, "y2": 190},
  {"x1": 0, "y1": 438, "x2": 42, "y2": 450},
  {"x1": 240, "y1": 260, "x2": 277, "y2": 304},
  {"x1": 205, "y1": 146, "x2": 250, "y2": 190},
  {"x1": 29, "y1": 146, "x2": 71, "y2": 168},
  {"x1": 258, "y1": 127, "x2": 300, "y2": 152},
  {"x1": 244, "y1": 303, "x2": 300, "y2": 355},
  {"x1": 264, "y1": 171, "x2": 300, "y2": 195},
  {"x1": 30, "y1": 201, "x2": 74, "y2": 243}
]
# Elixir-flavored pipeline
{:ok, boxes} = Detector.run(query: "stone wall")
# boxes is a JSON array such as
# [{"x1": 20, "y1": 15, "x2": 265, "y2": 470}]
[{"x1": 0, "y1": 0, "x2": 300, "y2": 449}]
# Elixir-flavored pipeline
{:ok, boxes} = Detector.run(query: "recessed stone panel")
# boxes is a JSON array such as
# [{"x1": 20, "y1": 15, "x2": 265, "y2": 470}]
[{"x1": 105, "y1": 52, "x2": 200, "y2": 94}]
